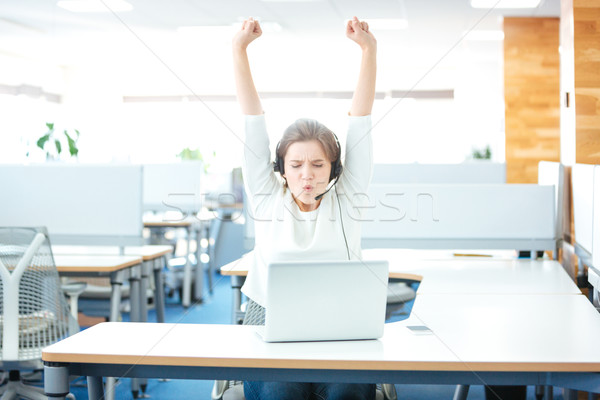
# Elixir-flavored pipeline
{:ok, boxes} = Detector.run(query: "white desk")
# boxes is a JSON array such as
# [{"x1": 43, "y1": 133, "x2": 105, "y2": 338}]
[
  {"x1": 53, "y1": 255, "x2": 143, "y2": 324},
  {"x1": 361, "y1": 248, "x2": 579, "y2": 294},
  {"x1": 144, "y1": 216, "x2": 210, "y2": 307},
  {"x1": 53, "y1": 245, "x2": 173, "y2": 323},
  {"x1": 53, "y1": 254, "x2": 148, "y2": 400},
  {"x1": 43, "y1": 294, "x2": 600, "y2": 399},
  {"x1": 220, "y1": 250, "x2": 580, "y2": 322}
]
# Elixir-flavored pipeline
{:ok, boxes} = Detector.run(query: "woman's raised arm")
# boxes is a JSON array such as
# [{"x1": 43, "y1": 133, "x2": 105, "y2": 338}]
[
  {"x1": 346, "y1": 16, "x2": 377, "y2": 117},
  {"x1": 232, "y1": 17, "x2": 264, "y2": 116}
]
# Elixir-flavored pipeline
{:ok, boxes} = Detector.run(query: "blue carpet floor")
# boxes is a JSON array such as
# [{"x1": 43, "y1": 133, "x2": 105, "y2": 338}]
[{"x1": 65, "y1": 271, "x2": 571, "y2": 400}]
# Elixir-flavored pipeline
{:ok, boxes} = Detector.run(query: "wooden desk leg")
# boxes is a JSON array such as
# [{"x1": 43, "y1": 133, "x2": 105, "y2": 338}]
[
  {"x1": 205, "y1": 222, "x2": 214, "y2": 294},
  {"x1": 563, "y1": 389, "x2": 578, "y2": 400},
  {"x1": 153, "y1": 257, "x2": 166, "y2": 323},
  {"x1": 87, "y1": 376, "x2": 105, "y2": 400},
  {"x1": 210, "y1": 216, "x2": 222, "y2": 295},
  {"x1": 231, "y1": 275, "x2": 245, "y2": 324},
  {"x1": 140, "y1": 261, "x2": 150, "y2": 322},
  {"x1": 129, "y1": 265, "x2": 142, "y2": 322},
  {"x1": 182, "y1": 225, "x2": 192, "y2": 307},
  {"x1": 109, "y1": 270, "x2": 125, "y2": 322},
  {"x1": 453, "y1": 384, "x2": 469, "y2": 400},
  {"x1": 43, "y1": 364, "x2": 70, "y2": 400},
  {"x1": 105, "y1": 377, "x2": 116, "y2": 400},
  {"x1": 129, "y1": 264, "x2": 142, "y2": 398},
  {"x1": 139, "y1": 261, "x2": 151, "y2": 396},
  {"x1": 106, "y1": 269, "x2": 125, "y2": 400},
  {"x1": 194, "y1": 224, "x2": 204, "y2": 302}
]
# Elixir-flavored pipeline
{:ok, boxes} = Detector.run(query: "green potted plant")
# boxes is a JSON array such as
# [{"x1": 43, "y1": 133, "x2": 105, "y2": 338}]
[
  {"x1": 471, "y1": 145, "x2": 491, "y2": 160},
  {"x1": 177, "y1": 147, "x2": 213, "y2": 173},
  {"x1": 35, "y1": 122, "x2": 80, "y2": 161}
]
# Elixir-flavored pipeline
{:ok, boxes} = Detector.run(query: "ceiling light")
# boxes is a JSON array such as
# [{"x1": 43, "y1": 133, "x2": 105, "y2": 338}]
[
  {"x1": 470, "y1": 0, "x2": 541, "y2": 9},
  {"x1": 260, "y1": 0, "x2": 323, "y2": 2},
  {"x1": 463, "y1": 30, "x2": 505, "y2": 41},
  {"x1": 177, "y1": 25, "x2": 236, "y2": 35},
  {"x1": 57, "y1": 0, "x2": 133, "y2": 13},
  {"x1": 365, "y1": 19, "x2": 408, "y2": 31}
]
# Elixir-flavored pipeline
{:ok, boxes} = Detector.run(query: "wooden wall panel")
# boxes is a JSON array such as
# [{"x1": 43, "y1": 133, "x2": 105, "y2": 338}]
[
  {"x1": 574, "y1": 0, "x2": 600, "y2": 164},
  {"x1": 504, "y1": 18, "x2": 561, "y2": 183}
]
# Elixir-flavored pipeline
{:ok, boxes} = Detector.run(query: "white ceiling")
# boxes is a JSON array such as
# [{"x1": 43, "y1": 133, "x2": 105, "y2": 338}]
[{"x1": 0, "y1": 0, "x2": 561, "y2": 95}]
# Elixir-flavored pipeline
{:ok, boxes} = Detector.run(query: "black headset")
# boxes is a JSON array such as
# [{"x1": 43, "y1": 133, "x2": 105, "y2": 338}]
[{"x1": 273, "y1": 133, "x2": 343, "y2": 183}]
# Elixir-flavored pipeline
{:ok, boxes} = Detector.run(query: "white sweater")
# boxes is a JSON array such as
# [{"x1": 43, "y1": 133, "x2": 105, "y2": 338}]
[{"x1": 241, "y1": 114, "x2": 373, "y2": 307}]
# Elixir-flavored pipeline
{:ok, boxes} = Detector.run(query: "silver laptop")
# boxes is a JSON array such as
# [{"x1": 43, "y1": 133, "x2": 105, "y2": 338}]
[{"x1": 257, "y1": 260, "x2": 389, "y2": 342}]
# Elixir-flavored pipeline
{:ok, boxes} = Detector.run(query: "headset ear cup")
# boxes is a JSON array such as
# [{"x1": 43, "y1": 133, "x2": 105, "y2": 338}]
[
  {"x1": 330, "y1": 160, "x2": 342, "y2": 181},
  {"x1": 273, "y1": 141, "x2": 284, "y2": 176},
  {"x1": 329, "y1": 133, "x2": 342, "y2": 182}
]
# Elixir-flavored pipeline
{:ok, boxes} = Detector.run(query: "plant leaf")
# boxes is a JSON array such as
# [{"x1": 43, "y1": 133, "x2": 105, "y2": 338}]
[
  {"x1": 37, "y1": 134, "x2": 50, "y2": 150},
  {"x1": 65, "y1": 131, "x2": 78, "y2": 156},
  {"x1": 46, "y1": 122, "x2": 54, "y2": 131},
  {"x1": 55, "y1": 139, "x2": 62, "y2": 154}
]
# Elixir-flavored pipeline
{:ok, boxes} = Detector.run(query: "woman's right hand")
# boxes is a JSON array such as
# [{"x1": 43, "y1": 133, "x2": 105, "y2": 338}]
[{"x1": 233, "y1": 17, "x2": 262, "y2": 50}]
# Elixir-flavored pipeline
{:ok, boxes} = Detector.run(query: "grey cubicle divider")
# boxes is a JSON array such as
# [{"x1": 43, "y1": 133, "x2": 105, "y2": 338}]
[
  {"x1": 360, "y1": 183, "x2": 555, "y2": 250},
  {"x1": 142, "y1": 162, "x2": 204, "y2": 213},
  {"x1": 242, "y1": 183, "x2": 555, "y2": 252},
  {"x1": 242, "y1": 163, "x2": 508, "y2": 250},
  {"x1": 572, "y1": 163, "x2": 600, "y2": 268},
  {"x1": 538, "y1": 161, "x2": 565, "y2": 254},
  {"x1": 371, "y1": 163, "x2": 506, "y2": 184},
  {"x1": 0, "y1": 164, "x2": 143, "y2": 246}
]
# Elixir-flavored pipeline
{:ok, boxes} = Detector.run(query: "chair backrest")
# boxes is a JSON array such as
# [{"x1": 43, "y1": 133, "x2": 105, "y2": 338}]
[{"x1": 0, "y1": 227, "x2": 77, "y2": 365}]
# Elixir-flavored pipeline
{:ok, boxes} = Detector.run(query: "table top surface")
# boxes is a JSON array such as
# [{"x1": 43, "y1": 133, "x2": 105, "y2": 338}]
[
  {"x1": 143, "y1": 212, "x2": 213, "y2": 227},
  {"x1": 53, "y1": 254, "x2": 143, "y2": 273},
  {"x1": 42, "y1": 294, "x2": 600, "y2": 372},
  {"x1": 220, "y1": 249, "x2": 580, "y2": 295},
  {"x1": 52, "y1": 245, "x2": 173, "y2": 261}
]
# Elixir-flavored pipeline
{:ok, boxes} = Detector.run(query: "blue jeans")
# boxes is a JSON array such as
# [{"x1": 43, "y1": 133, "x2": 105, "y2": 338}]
[{"x1": 243, "y1": 381, "x2": 376, "y2": 400}]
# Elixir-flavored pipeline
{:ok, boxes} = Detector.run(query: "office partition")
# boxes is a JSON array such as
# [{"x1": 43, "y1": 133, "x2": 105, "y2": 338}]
[
  {"x1": 371, "y1": 163, "x2": 506, "y2": 184},
  {"x1": 243, "y1": 163, "x2": 508, "y2": 250},
  {"x1": 142, "y1": 162, "x2": 204, "y2": 214},
  {"x1": 572, "y1": 163, "x2": 600, "y2": 269},
  {"x1": 538, "y1": 161, "x2": 565, "y2": 251},
  {"x1": 360, "y1": 183, "x2": 555, "y2": 250},
  {"x1": 0, "y1": 164, "x2": 143, "y2": 246}
]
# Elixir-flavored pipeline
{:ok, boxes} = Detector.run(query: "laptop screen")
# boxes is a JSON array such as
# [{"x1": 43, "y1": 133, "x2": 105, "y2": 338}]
[{"x1": 260, "y1": 260, "x2": 389, "y2": 342}]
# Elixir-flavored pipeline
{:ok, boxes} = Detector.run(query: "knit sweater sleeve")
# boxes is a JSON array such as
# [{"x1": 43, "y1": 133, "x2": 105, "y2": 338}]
[
  {"x1": 339, "y1": 114, "x2": 373, "y2": 195},
  {"x1": 242, "y1": 114, "x2": 280, "y2": 213}
]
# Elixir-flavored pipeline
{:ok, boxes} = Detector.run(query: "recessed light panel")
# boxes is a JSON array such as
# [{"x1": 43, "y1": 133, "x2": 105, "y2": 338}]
[
  {"x1": 470, "y1": 0, "x2": 541, "y2": 9},
  {"x1": 57, "y1": 0, "x2": 133, "y2": 13}
]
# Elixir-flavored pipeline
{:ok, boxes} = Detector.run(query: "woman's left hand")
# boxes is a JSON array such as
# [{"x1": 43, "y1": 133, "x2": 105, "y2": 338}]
[{"x1": 346, "y1": 16, "x2": 376, "y2": 51}]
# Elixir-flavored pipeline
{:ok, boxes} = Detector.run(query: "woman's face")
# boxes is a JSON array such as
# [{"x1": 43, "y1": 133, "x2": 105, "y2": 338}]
[{"x1": 283, "y1": 140, "x2": 332, "y2": 212}]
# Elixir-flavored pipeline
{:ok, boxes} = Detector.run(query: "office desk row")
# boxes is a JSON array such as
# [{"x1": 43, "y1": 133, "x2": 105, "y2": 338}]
[
  {"x1": 220, "y1": 249, "x2": 580, "y2": 323},
  {"x1": 53, "y1": 245, "x2": 173, "y2": 324},
  {"x1": 43, "y1": 293, "x2": 600, "y2": 399},
  {"x1": 143, "y1": 217, "x2": 209, "y2": 307},
  {"x1": 52, "y1": 245, "x2": 173, "y2": 400},
  {"x1": 43, "y1": 248, "x2": 600, "y2": 399}
]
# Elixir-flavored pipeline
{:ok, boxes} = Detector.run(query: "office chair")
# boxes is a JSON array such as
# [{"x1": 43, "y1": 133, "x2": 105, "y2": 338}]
[
  {"x1": 0, "y1": 227, "x2": 79, "y2": 400},
  {"x1": 211, "y1": 299, "x2": 398, "y2": 400},
  {"x1": 386, "y1": 281, "x2": 416, "y2": 321}
]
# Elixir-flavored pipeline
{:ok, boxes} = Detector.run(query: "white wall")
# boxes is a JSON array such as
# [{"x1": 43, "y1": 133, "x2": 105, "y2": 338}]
[{"x1": 0, "y1": 26, "x2": 506, "y2": 168}]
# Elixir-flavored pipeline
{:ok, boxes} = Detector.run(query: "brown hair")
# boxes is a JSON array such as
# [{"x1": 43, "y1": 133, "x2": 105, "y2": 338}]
[{"x1": 276, "y1": 118, "x2": 340, "y2": 170}]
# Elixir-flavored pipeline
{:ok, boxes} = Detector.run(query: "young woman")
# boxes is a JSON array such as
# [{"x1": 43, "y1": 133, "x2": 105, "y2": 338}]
[{"x1": 232, "y1": 16, "x2": 377, "y2": 400}]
